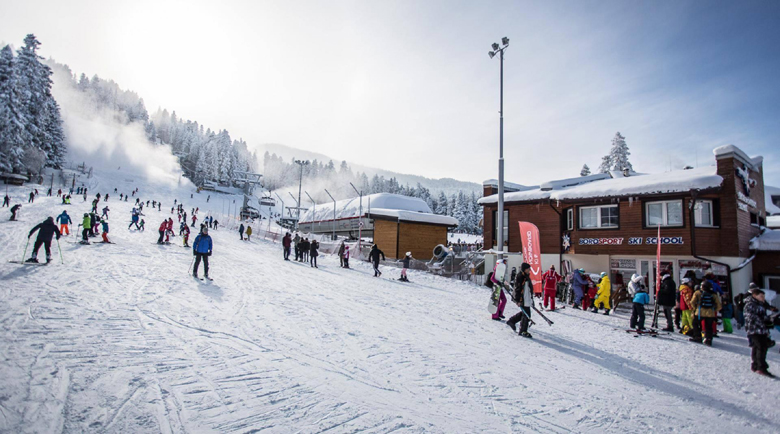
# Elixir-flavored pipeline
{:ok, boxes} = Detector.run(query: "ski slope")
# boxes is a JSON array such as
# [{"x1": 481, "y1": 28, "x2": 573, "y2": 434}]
[{"x1": 1, "y1": 168, "x2": 779, "y2": 433}]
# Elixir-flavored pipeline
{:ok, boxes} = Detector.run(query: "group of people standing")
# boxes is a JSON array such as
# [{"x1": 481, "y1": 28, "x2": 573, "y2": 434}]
[{"x1": 281, "y1": 233, "x2": 320, "y2": 267}]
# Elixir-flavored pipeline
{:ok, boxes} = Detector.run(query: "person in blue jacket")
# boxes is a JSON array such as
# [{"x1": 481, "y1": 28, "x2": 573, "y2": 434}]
[
  {"x1": 571, "y1": 268, "x2": 588, "y2": 309},
  {"x1": 630, "y1": 286, "x2": 650, "y2": 330},
  {"x1": 56, "y1": 210, "x2": 72, "y2": 236},
  {"x1": 192, "y1": 226, "x2": 213, "y2": 280}
]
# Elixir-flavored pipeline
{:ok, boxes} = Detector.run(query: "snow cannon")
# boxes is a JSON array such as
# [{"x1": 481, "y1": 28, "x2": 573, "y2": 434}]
[{"x1": 432, "y1": 244, "x2": 448, "y2": 260}]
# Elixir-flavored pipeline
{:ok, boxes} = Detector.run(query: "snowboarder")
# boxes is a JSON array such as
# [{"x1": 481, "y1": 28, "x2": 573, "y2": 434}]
[
  {"x1": 100, "y1": 219, "x2": 111, "y2": 243},
  {"x1": 744, "y1": 287, "x2": 773, "y2": 377},
  {"x1": 79, "y1": 213, "x2": 91, "y2": 243},
  {"x1": 507, "y1": 263, "x2": 534, "y2": 338},
  {"x1": 592, "y1": 272, "x2": 611, "y2": 315},
  {"x1": 56, "y1": 210, "x2": 72, "y2": 235},
  {"x1": 689, "y1": 281, "x2": 722, "y2": 346},
  {"x1": 541, "y1": 265, "x2": 561, "y2": 311},
  {"x1": 369, "y1": 244, "x2": 385, "y2": 277},
  {"x1": 192, "y1": 226, "x2": 213, "y2": 280},
  {"x1": 10, "y1": 204, "x2": 21, "y2": 221},
  {"x1": 182, "y1": 224, "x2": 191, "y2": 247},
  {"x1": 246, "y1": 225, "x2": 253, "y2": 241},
  {"x1": 398, "y1": 252, "x2": 412, "y2": 281},
  {"x1": 310, "y1": 239, "x2": 319, "y2": 268},
  {"x1": 571, "y1": 268, "x2": 588, "y2": 309},
  {"x1": 629, "y1": 284, "x2": 650, "y2": 331},
  {"x1": 656, "y1": 273, "x2": 676, "y2": 331},
  {"x1": 490, "y1": 258, "x2": 509, "y2": 321},
  {"x1": 282, "y1": 232, "x2": 292, "y2": 260},
  {"x1": 338, "y1": 241, "x2": 346, "y2": 267},
  {"x1": 25, "y1": 217, "x2": 61, "y2": 263},
  {"x1": 2, "y1": 194, "x2": 9, "y2": 207},
  {"x1": 239, "y1": 223, "x2": 245, "y2": 240}
]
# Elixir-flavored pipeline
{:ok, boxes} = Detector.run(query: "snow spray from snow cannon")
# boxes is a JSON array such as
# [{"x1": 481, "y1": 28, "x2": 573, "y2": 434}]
[{"x1": 518, "y1": 222, "x2": 542, "y2": 295}]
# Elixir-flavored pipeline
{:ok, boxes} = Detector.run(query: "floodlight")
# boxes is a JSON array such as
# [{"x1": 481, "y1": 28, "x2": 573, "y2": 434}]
[
  {"x1": 492, "y1": 42, "x2": 499, "y2": 51},
  {"x1": 489, "y1": 51, "x2": 495, "y2": 58},
  {"x1": 502, "y1": 37, "x2": 509, "y2": 46}
]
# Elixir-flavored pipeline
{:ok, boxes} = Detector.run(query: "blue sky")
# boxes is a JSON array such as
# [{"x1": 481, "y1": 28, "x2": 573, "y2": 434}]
[{"x1": 1, "y1": 0, "x2": 779, "y2": 186}]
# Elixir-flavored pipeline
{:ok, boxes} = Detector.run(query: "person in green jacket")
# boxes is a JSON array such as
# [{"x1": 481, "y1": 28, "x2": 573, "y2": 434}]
[{"x1": 80, "y1": 213, "x2": 91, "y2": 244}]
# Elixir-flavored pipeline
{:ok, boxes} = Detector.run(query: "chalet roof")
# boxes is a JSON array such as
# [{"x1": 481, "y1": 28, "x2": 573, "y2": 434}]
[
  {"x1": 368, "y1": 208, "x2": 459, "y2": 226},
  {"x1": 750, "y1": 229, "x2": 780, "y2": 251}
]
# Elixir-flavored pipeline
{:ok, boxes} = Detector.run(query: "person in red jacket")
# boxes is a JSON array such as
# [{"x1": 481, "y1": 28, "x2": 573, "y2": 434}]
[
  {"x1": 542, "y1": 265, "x2": 562, "y2": 311},
  {"x1": 166, "y1": 218, "x2": 174, "y2": 243},
  {"x1": 157, "y1": 220, "x2": 167, "y2": 244}
]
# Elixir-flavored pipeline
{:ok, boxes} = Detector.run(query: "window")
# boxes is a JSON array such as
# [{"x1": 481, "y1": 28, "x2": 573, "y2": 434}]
[
  {"x1": 694, "y1": 200, "x2": 714, "y2": 227},
  {"x1": 646, "y1": 200, "x2": 683, "y2": 227},
  {"x1": 750, "y1": 213, "x2": 759, "y2": 226},
  {"x1": 579, "y1": 205, "x2": 619, "y2": 229},
  {"x1": 491, "y1": 210, "x2": 509, "y2": 247},
  {"x1": 566, "y1": 208, "x2": 574, "y2": 231}
]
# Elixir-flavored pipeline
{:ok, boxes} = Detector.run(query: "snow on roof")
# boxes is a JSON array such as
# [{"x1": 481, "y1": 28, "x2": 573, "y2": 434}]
[
  {"x1": 479, "y1": 166, "x2": 723, "y2": 204},
  {"x1": 767, "y1": 216, "x2": 780, "y2": 229},
  {"x1": 299, "y1": 193, "x2": 432, "y2": 223},
  {"x1": 368, "y1": 208, "x2": 459, "y2": 226},
  {"x1": 750, "y1": 229, "x2": 780, "y2": 251},
  {"x1": 539, "y1": 173, "x2": 611, "y2": 191},
  {"x1": 765, "y1": 185, "x2": 780, "y2": 215},
  {"x1": 713, "y1": 144, "x2": 762, "y2": 170},
  {"x1": 482, "y1": 179, "x2": 537, "y2": 192}
]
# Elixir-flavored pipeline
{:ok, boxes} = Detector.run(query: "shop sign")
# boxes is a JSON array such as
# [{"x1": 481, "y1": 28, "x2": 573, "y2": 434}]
[
  {"x1": 579, "y1": 237, "x2": 624, "y2": 245},
  {"x1": 737, "y1": 191, "x2": 757, "y2": 212},
  {"x1": 645, "y1": 237, "x2": 684, "y2": 245},
  {"x1": 736, "y1": 164, "x2": 758, "y2": 195},
  {"x1": 611, "y1": 259, "x2": 637, "y2": 269}
]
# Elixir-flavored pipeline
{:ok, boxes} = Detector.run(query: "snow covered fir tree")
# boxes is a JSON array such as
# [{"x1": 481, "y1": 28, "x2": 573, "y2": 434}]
[{"x1": 0, "y1": 34, "x2": 66, "y2": 174}]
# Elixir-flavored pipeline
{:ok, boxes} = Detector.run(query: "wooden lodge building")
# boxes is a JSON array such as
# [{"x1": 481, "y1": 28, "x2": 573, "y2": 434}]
[
  {"x1": 298, "y1": 193, "x2": 458, "y2": 260},
  {"x1": 479, "y1": 145, "x2": 779, "y2": 298}
]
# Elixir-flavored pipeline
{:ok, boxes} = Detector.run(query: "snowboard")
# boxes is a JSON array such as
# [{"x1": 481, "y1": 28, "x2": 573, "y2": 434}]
[{"x1": 487, "y1": 284, "x2": 502, "y2": 314}]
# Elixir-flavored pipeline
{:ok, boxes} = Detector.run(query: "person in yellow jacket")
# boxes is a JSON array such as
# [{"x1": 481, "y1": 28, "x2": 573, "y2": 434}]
[
  {"x1": 679, "y1": 277, "x2": 695, "y2": 336},
  {"x1": 592, "y1": 272, "x2": 611, "y2": 315},
  {"x1": 246, "y1": 225, "x2": 253, "y2": 241}
]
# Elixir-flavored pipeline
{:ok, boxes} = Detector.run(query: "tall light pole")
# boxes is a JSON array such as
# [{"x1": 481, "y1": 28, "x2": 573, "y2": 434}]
[
  {"x1": 273, "y1": 192, "x2": 285, "y2": 221},
  {"x1": 324, "y1": 188, "x2": 337, "y2": 241},
  {"x1": 349, "y1": 182, "x2": 363, "y2": 254},
  {"x1": 489, "y1": 36, "x2": 509, "y2": 258},
  {"x1": 294, "y1": 159, "x2": 309, "y2": 231}
]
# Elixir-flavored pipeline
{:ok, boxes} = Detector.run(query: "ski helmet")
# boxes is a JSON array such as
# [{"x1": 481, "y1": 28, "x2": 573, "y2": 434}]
[{"x1": 600, "y1": 272, "x2": 607, "y2": 277}]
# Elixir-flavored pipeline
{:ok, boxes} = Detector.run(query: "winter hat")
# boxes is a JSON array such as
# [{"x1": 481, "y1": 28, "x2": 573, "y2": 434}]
[
  {"x1": 520, "y1": 263, "x2": 531, "y2": 272},
  {"x1": 748, "y1": 282, "x2": 759, "y2": 291},
  {"x1": 578, "y1": 268, "x2": 585, "y2": 273},
  {"x1": 550, "y1": 265, "x2": 556, "y2": 270},
  {"x1": 631, "y1": 274, "x2": 643, "y2": 283},
  {"x1": 751, "y1": 287, "x2": 765, "y2": 296},
  {"x1": 681, "y1": 277, "x2": 691, "y2": 284},
  {"x1": 406, "y1": 252, "x2": 412, "y2": 257}
]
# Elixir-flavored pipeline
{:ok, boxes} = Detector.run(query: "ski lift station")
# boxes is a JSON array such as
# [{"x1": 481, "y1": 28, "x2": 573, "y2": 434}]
[{"x1": 298, "y1": 193, "x2": 458, "y2": 259}]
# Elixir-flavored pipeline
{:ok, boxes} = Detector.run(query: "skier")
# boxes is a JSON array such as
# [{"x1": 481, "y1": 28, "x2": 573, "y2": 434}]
[
  {"x1": 56, "y1": 210, "x2": 72, "y2": 235},
  {"x1": 120, "y1": 193, "x2": 123, "y2": 200},
  {"x1": 28, "y1": 191, "x2": 34, "y2": 203},
  {"x1": 592, "y1": 272, "x2": 611, "y2": 315},
  {"x1": 191, "y1": 214, "x2": 197, "y2": 227},
  {"x1": 282, "y1": 232, "x2": 292, "y2": 260},
  {"x1": 182, "y1": 224, "x2": 191, "y2": 247},
  {"x1": 100, "y1": 219, "x2": 111, "y2": 243},
  {"x1": 571, "y1": 268, "x2": 588, "y2": 309},
  {"x1": 490, "y1": 258, "x2": 508, "y2": 321},
  {"x1": 343, "y1": 244, "x2": 350, "y2": 268},
  {"x1": 157, "y1": 203, "x2": 160, "y2": 211},
  {"x1": 10, "y1": 204, "x2": 21, "y2": 221},
  {"x1": 239, "y1": 223, "x2": 245, "y2": 240},
  {"x1": 507, "y1": 263, "x2": 534, "y2": 338},
  {"x1": 166, "y1": 218, "x2": 174, "y2": 243},
  {"x1": 128, "y1": 208, "x2": 141, "y2": 230},
  {"x1": 744, "y1": 287, "x2": 773, "y2": 377},
  {"x1": 79, "y1": 213, "x2": 91, "y2": 244},
  {"x1": 212, "y1": 219, "x2": 218, "y2": 230},
  {"x1": 2, "y1": 194, "x2": 9, "y2": 207},
  {"x1": 105, "y1": 193, "x2": 109, "y2": 201},
  {"x1": 369, "y1": 244, "x2": 385, "y2": 277},
  {"x1": 627, "y1": 274, "x2": 644, "y2": 296},
  {"x1": 47, "y1": 188, "x2": 52, "y2": 196},
  {"x1": 157, "y1": 220, "x2": 167, "y2": 244},
  {"x1": 57, "y1": 189, "x2": 62, "y2": 197},
  {"x1": 689, "y1": 281, "x2": 722, "y2": 346},
  {"x1": 541, "y1": 265, "x2": 561, "y2": 311},
  {"x1": 102, "y1": 206, "x2": 110, "y2": 219},
  {"x1": 656, "y1": 273, "x2": 677, "y2": 331},
  {"x1": 246, "y1": 225, "x2": 253, "y2": 241},
  {"x1": 629, "y1": 283, "x2": 650, "y2": 331},
  {"x1": 310, "y1": 239, "x2": 319, "y2": 268},
  {"x1": 25, "y1": 217, "x2": 61, "y2": 263},
  {"x1": 679, "y1": 277, "x2": 695, "y2": 336},
  {"x1": 207, "y1": 195, "x2": 210, "y2": 202},
  {"x1": 192, "y1": 226, "x2": 213, "y2": 280},
  {"x1": 338, "y1": 241, "x2": 346, "y2": 267},
  {"x1": 398, "y1": 252, "x2": 412, "y2": 281},
  {"x1": 139, "y1": 219, "x2": 145, "y2": 231}
]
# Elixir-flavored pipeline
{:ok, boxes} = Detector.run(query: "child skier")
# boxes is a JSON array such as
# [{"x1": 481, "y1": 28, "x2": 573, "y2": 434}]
[
  {"x1": 630, "y1": 284, "x2": 650, "y2": 331},
  {"x1": 398, "y1": 252, "x2": 412, "y2": 281},
  {"x1": 182, "y1": 224, "x2": 191, "y2": 247},
  {"x1": 592, "y1": 272, "x2": 611, "y2": 315},
  {"x1": 10, "y1": 204, "x2": 21, "y2": 221},
  {"x1": 679, "y1": 277, "x2": 695, "y2": 335},
  {"x1": 80, "y1": 213, "x2": 91, "y2": 244},
  {"x1": 139, "y1": 219, "x2": 145, "y2": 231},
  {"x1": 100, "y1": 219, "x2": 111, "y2": 243},
  {"x1": 689, "y1": 281, "x2": 722, "y2": 346},
  {"x1": 721, "y1": 297, "x2": 734, "y2": 333},
  {"x1": 56, "y1": 210, "x2": 71, "y2": 235}
]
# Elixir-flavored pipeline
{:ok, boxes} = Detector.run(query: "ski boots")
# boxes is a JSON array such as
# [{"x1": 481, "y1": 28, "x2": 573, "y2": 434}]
[
  {"x1": 25, "y1": 257, "x2": 38, "y2": 263},
  {"x1": 519, "y1": 331, "x2": 533, "y2": 338}
]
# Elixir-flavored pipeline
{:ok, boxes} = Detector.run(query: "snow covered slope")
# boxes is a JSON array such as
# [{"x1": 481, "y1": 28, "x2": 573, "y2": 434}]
[{"x1": 1, "y1": 168, "x2": 779, "y2": 433}]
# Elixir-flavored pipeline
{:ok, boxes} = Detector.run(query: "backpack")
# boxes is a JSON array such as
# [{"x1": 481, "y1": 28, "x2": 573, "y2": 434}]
[{"x1": 700, "y1": 291, "x2": 714, "y2": 309}]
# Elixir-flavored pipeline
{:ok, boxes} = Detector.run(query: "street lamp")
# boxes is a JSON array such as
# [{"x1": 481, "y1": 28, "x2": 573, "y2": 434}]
[
  {"x1": 305, "y1": 191, "x2": 316, "y2": 233},
  {"x1": 349, "y1": 182, "x2": 363, "y2": 255},
  {"x1": 294, "y1": 159, "x2": 309, "y2": 231},
  {"x1": 324, "y1": 188, "x2": 337, "y2": 241},
  {"x1": 273, "y1": 192, "x2": 285, "y2": 223},
  {"x1": 489, "y1": 36, "x2": 509, "y2": 258}
]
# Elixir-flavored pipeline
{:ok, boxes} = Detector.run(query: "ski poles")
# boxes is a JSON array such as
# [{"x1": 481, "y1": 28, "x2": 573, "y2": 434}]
[
  {"x1": 21, "y1": 237, "x2": 30, "y2": 263},
  {"x1": 57, "y1": 238, "x2": 64, "y2": 264},
  {"x1": 188, "y1": 256, "x2": 195, "y2": 275}
]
